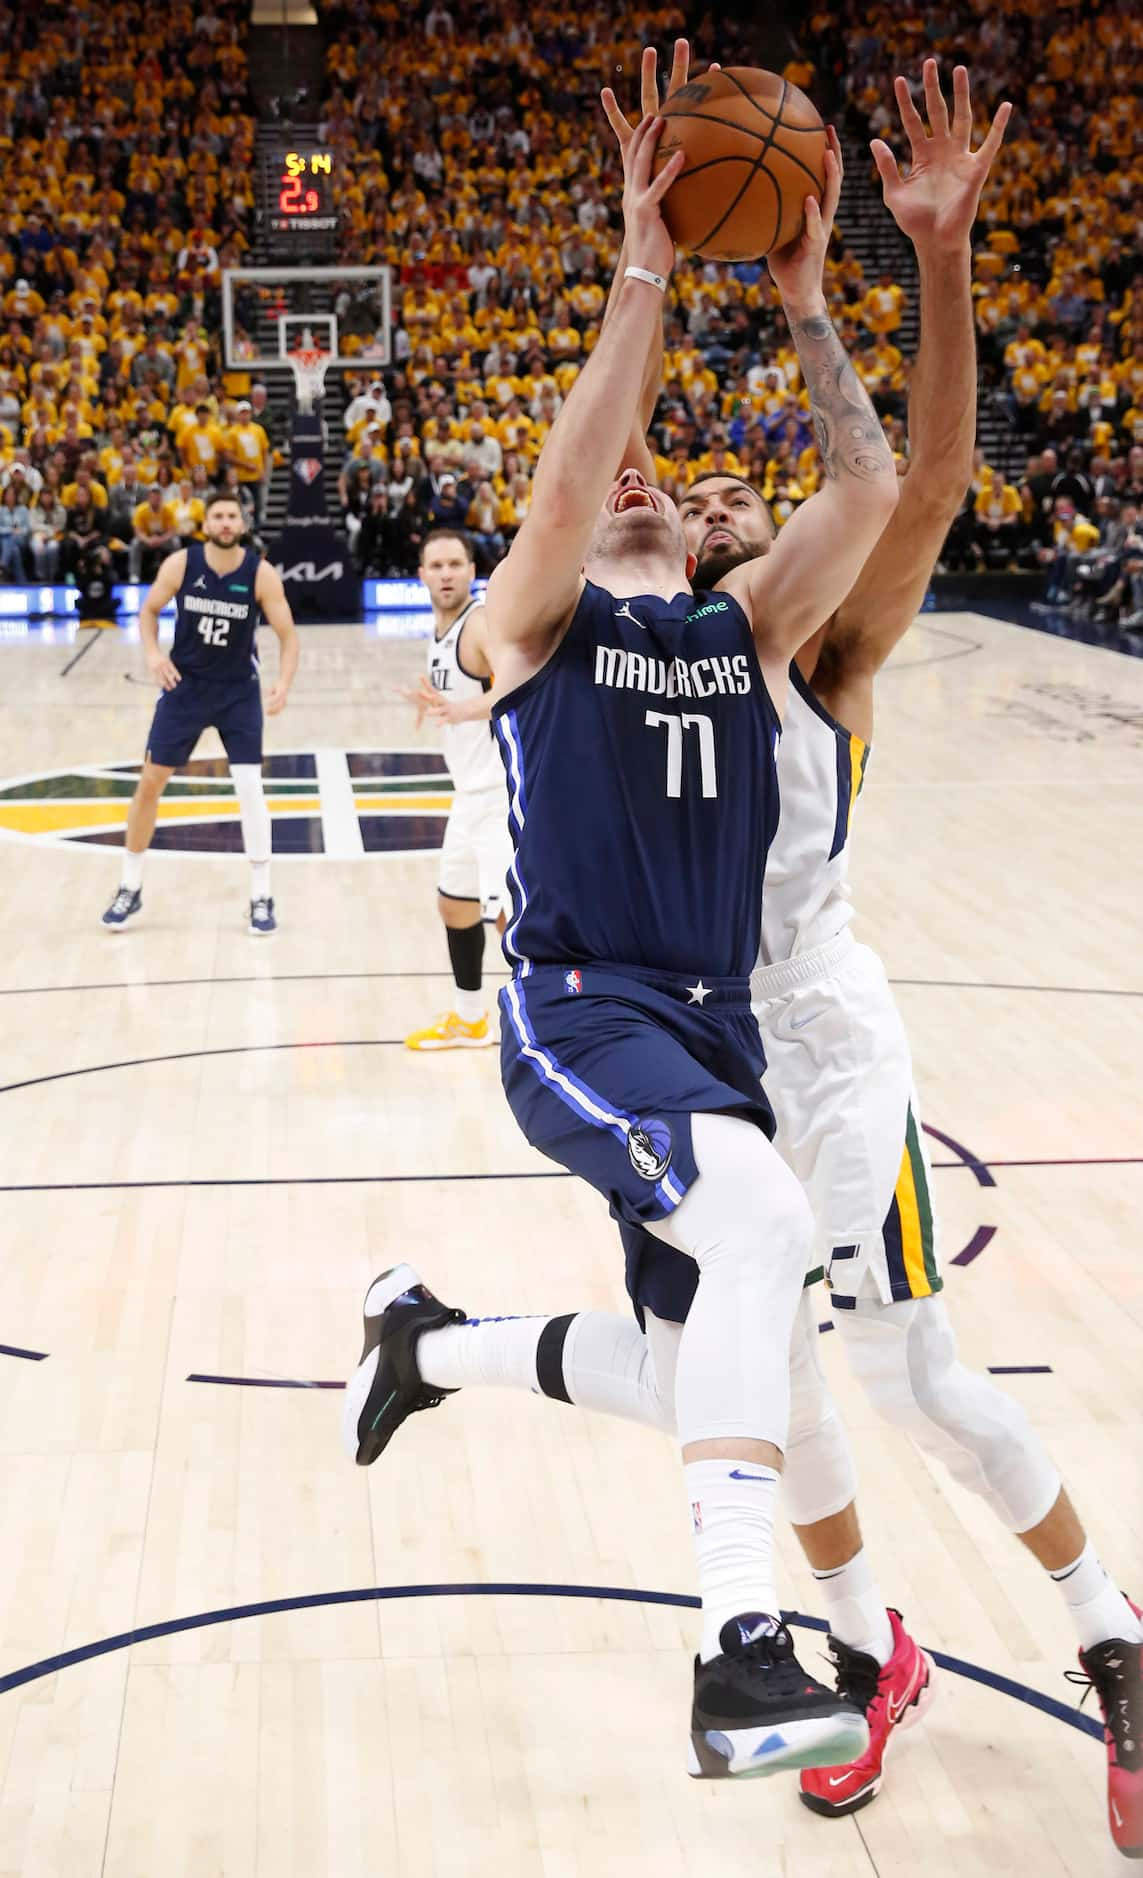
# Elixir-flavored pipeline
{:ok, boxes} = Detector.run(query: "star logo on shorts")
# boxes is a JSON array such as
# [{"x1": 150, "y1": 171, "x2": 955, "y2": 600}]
[{"x1": 686, "y1": 980, "x2": 711, "y2": 1005}]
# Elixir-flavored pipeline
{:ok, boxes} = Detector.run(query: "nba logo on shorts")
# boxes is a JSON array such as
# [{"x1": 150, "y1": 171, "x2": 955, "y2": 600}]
[
  {"x1": 564, "y1": 970, "x2": 582, "y2": 995},
  {"x1": 627, "y1": 1119, "x2": 673, "y2": 1181}
]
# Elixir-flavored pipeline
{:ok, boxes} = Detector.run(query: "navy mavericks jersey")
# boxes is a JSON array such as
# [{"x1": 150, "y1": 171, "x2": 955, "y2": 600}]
[
  {"x1": 172, "y1": 542, "x2": 261, "y2": 680},
  {"x1": 492, "y1": 580, "x2": 781, "y2": 978}
]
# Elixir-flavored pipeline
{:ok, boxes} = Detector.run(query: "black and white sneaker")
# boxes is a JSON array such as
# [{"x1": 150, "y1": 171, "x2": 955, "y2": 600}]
[
  {"x1": 341, "y1": 1263, "x2": 467, "y2": 1467},
  {"x1": 689, "y1": 1616, "x2": 870, "y2": 1780},
  {"x1": 249, "y1": 896, "x2": 276, "y2": 935},
  {"x1": 101, "y1": 887, "x2": 142, "y2": 930}
]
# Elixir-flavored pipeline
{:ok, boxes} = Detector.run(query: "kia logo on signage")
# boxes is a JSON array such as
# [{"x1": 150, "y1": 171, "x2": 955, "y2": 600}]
[{"x1": 277, "y1": 560, "x2": 345, "y2": 583}]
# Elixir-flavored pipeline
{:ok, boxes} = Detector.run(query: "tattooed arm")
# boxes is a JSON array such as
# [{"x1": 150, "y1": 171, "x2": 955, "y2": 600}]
[
  {"x1": 714, "y1": 139, "x2": 899, "y2": 694},
  {"x1": 786, "y1": 304, "x2": 897, "y2": 486},
  {"x1": 717, "y1": 292, "x2": 899, "y2": 688}
]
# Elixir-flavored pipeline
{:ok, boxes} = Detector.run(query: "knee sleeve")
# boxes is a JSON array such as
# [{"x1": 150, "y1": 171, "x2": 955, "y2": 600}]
[
  {"x1": 231, "y1": 763, "x2": 272, "y2": 865},
  {"x1": 648, "y1": 1112, "x2": 814, "y2": 1450},
  {"x1": 835, "y1": 1294, "x2": 1061, "y2": 1532},
  {"x1": 781, "y1": 1291, "x2": 860, "y2": 1527}
]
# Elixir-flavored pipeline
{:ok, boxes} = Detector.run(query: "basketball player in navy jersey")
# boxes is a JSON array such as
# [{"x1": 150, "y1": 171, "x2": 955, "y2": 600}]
[
  {"x1": 600, "y1": 55, "x2": 1140, "y2": 1853},
  {"x1": 397, "y1": 528, "x2": 512, "y2": 1052},
  {"x1": 343, "y1": 117, "x2": 903, "y2": 1780},
  {"x1": 101, "y1": 492, "x2": 298, "y2": 936}
]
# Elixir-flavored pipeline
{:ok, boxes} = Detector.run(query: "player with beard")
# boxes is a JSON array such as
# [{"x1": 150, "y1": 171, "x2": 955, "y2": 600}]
[
  {"x1": 100, "y1": 490, "x2": 297, "y2": 936},
  {"x1": 342, "y1": 114, "x2": 903, "y2": 1781},
  {"x1": 612, "y1": 57, "x2": 1142, "y2": 1852}
]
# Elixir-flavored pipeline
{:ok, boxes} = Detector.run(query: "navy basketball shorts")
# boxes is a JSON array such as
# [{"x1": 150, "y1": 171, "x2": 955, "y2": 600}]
[
  {"x1": 146, "y1": 672, "x2": 263, "y2": 768},
  {"x1": 500, "y1": 963, "x2": 775, "y2": 1317}
]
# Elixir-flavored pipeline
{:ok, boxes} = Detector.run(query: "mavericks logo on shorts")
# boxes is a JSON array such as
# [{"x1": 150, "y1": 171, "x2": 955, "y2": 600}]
[{"x1": 627, "y1": 1119, "x2": 673, "y2": 1182}]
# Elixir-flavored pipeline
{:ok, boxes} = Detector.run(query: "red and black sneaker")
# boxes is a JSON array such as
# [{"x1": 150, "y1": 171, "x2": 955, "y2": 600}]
[
  {"x1": 800, "y1": 1609, "x2": 936, "y2": 1818},
  {"x1": 1069, "y1": 1599, "x2": 1143, "y2": 1859}
]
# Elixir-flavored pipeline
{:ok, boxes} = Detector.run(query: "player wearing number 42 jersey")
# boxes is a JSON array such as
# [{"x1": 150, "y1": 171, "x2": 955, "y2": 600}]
[
  {"x1": 101, "y1": 492, "x2": 298, "y2": 937},
  {"x1": 344, "y1": 111, "x2": 905, "y2": 1783}
]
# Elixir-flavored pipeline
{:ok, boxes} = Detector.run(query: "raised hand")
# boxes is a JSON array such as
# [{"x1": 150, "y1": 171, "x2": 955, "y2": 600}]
[
  {"x1": 619, "y1": 115, "x2": 684, "y2": 284},
  {"x1": 600, "y1": 38, "x2": 718, "y2": 151},
  {"x1": 871, "y1": 60, "x2": 1012, "y2": 254},
  {"x1": 766, "y1": 127, "x2": 844, "y2": 313}
]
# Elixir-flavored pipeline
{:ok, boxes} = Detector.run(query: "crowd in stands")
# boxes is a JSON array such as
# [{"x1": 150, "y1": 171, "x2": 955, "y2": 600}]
[
  {"x1": 0, "y1": 0, "x2": 274, "y2": 590},
  {"x1": 1, "y1": 0, "x2": 1140, "y2": 629},
  {"x1": 816, "y1": 0, "x2": 1143, "y2": 628}
]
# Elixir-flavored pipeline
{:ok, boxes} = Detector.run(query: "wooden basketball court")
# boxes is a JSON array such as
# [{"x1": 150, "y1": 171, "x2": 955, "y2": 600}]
[{"x1": 0, "y1": 610, "x2": 1140, "y2": 1876}]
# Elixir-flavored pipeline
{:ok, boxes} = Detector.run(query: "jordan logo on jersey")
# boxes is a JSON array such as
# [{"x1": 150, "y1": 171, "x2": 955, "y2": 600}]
[{"x1": 614, "y1": 601, "x2": 642, "y2": 627}]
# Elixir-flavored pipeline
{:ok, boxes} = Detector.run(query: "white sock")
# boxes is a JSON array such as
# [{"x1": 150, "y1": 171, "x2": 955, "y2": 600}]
[
  {"x1": 454, "y1": 986, "x2": 484, "y2": 1023},
  {"x1": 812, "y1": 1546, "x2": 895, "y2": 1666},
  {"x1": 685, "y1": 1459, "x2": 781, "y2": 1662},
  {"x1": 415, "y1": 1310, "x2": 675, "y2": 1431},
  {"x1": 120, "y1": 849, "x2": 144, "y2": 892},
  {"x1": 232, "y1": 764, "x2": 272, "y2": 893},
  {"x1": 1051, "y1": 1542, "x2": 1143, "y2": 1651}
]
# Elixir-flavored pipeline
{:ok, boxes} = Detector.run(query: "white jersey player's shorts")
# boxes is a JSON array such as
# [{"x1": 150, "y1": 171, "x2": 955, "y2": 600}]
[
  {"x1": 752, "y1": 930, "x2": 943, "y2": 1307},
  {"x1": 438, "y1": 783, "x2": 513, "y2": 922}
]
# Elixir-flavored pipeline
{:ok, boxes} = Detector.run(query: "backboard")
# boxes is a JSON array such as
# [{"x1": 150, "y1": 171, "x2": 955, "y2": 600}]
[{"x1": 221, "y1": 266, "x2": 392, "y2": 375}]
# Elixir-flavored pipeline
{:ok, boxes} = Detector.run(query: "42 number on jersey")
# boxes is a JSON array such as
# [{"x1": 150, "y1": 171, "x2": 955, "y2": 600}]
[{"x1": 197, "y1": 616, "x2": 232, "y2": 648}]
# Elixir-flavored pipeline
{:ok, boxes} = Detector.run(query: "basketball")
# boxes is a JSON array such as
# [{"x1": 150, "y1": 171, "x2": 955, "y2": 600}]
[{"x1": 653, "y1": 67, "x2": 828, "y2": 262}]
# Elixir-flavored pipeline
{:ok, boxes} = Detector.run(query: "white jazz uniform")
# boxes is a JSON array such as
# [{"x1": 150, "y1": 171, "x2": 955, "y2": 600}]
[
  {"x1": 752, "y1": 666, "x2": 942, "y2": 1306},
  {"x1": 753, "y1": 662, "x2": 1059, "y2": 1538},
  {"x1": 430, "y1": 599, "x2": 512, "y2": 921}
]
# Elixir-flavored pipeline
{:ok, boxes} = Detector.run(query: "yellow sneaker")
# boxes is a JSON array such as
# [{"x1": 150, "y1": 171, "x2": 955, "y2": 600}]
[{"x1": 404, "y1": 1010, "x2": 497, "y2": 1051}]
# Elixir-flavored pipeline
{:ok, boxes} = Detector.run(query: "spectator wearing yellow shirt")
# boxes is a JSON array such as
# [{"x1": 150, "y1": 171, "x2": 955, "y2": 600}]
[
  {"x1": 860, "y1": 274, "x2": 907, "y2": 336},
  {"x1": 974, "y1": 477, "x2": 1023, "y2": 563},
  {"x1": 226, "y1": 400, "x2": 271, "y2": 521},
  {"x1": 177, "y1": 403, "x2": 228, "y2": 477},
  {"x1": 169, "y1": 478, "x2": 206, "y2": 544},
  {"x1": 61, "y1": 458, "x2": 109, "y2": 508},
  {"x1": 130, "y1": 484, "x2": 179, "y2": 582}
]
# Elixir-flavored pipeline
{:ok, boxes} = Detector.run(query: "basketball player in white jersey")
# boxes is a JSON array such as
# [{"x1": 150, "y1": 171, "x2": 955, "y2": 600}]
[
  {"x1": 399, "y1": 528, "x2": 512, "y2": 1050},
  {"x1": 666, "y1": 62, "x2": 1140, "y2": 1853}
]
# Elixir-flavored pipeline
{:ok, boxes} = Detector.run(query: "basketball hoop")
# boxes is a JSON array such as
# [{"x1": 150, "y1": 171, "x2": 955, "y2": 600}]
[{"x1": 289, "y1": 345, "x2": 329, "y2": 414}]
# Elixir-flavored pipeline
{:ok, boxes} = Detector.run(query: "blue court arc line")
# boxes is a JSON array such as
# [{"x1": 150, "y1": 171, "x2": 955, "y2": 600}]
[
  {"x1": 951, "y1": 1224, "x2": 998, "y2": 1268},
  {"x1": 923, "y1": 1124, "x2": 996, "y2": 1189},
  {"x1": 0, "y1": 1342, "x2": 48, "y2": 1362},
  {"x1": 0, "y1": 1039, "x2": 405, "y2": 1100},
  {"x1": 989, "y1": 1365, "x2": 1053, "y2": 1375},
  {"x1": 0, "y1": 1581, "x2": 1102, "y2": 1743}
]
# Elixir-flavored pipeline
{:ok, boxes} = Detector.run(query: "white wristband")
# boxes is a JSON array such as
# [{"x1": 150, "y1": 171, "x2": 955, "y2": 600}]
[{"x1": 624, "y1": 265, "x2": 668, "y2": 294}]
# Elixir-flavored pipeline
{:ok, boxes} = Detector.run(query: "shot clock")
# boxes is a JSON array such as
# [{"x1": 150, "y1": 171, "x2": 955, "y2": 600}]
[{"x1": 262, "y1": 142, "x2": 340, "y2": 253}]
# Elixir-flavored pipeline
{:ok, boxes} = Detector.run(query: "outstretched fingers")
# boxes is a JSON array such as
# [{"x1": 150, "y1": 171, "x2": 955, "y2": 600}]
[
  {"x1": 665, "y1": 37, "x2": 690, "y2": 100},
  {"x1": 951, "y1": 63, "x2": 972, "y2": 145},
  {"x1": 893, "y1": 72, "x2": 926, "y2": 151},
  {"x1": 639, "y1": 45, "x2": 660, "y2": 122},
  {"x1": 977, "y1": 98, "x2": 1013, "y2": 170},
  {"x1": 600, "y1": 87, "x2": 633, "y2": 147},
  {"x1": 922, "y1": 56, "x2": 950, "y2": 138},
  {"x1": 869, "y1": 138, "x2": 899, "y2": 191}
]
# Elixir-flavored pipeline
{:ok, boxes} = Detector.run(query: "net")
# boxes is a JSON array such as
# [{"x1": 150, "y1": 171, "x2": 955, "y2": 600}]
[{"x1": 288, "y1": 346, "x2": 330, "y2": 415}]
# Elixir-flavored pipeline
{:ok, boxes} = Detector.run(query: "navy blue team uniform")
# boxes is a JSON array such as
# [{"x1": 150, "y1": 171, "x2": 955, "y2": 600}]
[
  {"x1": 147, "y1": 543, "x2": 263, "y2": 767},
  {"x1": 493, "y1": 578, "x2": 781, "y2": 1324}
]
